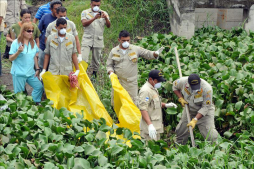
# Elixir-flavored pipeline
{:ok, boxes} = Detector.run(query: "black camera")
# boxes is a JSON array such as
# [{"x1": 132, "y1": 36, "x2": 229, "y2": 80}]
[{"x1": 98, "y1": 11, "x2": 102, "y2": 15}]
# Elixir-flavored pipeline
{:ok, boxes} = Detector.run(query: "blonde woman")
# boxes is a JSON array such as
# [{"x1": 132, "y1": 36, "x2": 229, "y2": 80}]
[{"x1": 9, "y1": 23, "x2": 43, "y2": 104}]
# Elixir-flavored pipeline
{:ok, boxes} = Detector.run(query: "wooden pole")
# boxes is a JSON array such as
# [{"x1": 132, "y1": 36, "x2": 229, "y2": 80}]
[{"x1": 174, "y1": 47, "x2": 196, "y2": 147}]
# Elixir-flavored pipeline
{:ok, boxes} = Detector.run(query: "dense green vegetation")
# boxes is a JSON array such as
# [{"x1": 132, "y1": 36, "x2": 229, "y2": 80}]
[
  {"x1": 1, "y1": 85, "x2": 254, "y2": 168},
  {"x1": 1, "y1": 0, "x2": 254, "y2": 168},
  {"x1": 137, "y1": 26, "x2": 254, "y2": 142}
]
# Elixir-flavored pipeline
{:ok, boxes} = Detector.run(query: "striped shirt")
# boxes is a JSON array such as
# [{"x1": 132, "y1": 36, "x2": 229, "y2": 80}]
[{"x1": 35, "y1": 2, "x2": 51, "y2": 20}]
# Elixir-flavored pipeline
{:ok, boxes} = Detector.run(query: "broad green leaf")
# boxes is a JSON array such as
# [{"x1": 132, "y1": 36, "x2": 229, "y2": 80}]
[
  {"x1": 73, "y1": 158, "x2": 90, "y2": 169},
  {"x1": 98, "y1": 155, "x2": 108, "y2": 166},
  {"x1": 111, "y1": 145, "x2": 123, "y2": 156},
  {"x1": 235, "y1": 101, "x2": 243, "y2": 110}
]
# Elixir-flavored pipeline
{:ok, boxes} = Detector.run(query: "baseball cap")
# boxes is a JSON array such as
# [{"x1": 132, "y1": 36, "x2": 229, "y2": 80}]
[
  {"x1": 188, "y1": 74, "x2": 201, "y2": 90},
  {"x1": 149, "y1": 70, "x2": 166, "y2": 82}
]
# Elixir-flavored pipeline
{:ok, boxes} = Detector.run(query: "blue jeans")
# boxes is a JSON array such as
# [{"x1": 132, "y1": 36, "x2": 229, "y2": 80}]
[
  {"x1": 0, "y1": 31, "x2": 2, "y2": 76},
  {"x1": 12, "y1": 74, "x2": 44, "y2": 102}
]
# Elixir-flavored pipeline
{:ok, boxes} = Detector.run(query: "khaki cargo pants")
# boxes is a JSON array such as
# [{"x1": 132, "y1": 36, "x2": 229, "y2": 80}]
[
  {"x1": 81, "y1": 45, "x2": 102, "y2": 72},
  {"x1": 111, "y1": 77, "x2": 138, "y2": 106},
  {"x1": 176, "y1": 108, "x2": 219, "y2": 145},
  {"x1": 140, "y1": 131, "x2": 161, "y2": 141}
]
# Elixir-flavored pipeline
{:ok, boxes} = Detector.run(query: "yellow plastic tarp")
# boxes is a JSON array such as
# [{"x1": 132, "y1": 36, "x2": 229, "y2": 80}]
[
  {"x1": 110, "y1": 73, "x2": 141, "y2": 133},
  {"x1": 42, "y1": 61, "x2": 113, "y2": 126}
]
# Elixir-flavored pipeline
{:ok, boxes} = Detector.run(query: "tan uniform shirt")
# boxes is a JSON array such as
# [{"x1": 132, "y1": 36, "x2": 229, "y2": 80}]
[
  {"x1": 44, "y1": 33, "x2": 77, "y2": 76},
  {"x1": 173, "y1": 77, "x2": 215, "y2": 116},
  {"x1": 0, "y1": 0, "x2": 7, "y2": 32},
  {"x1": 5, "y1": 0, "x2": 27, "y2": 29},
  {"x1": 81, "y1": 8, "x2": 109, "y2": 48},
  {"x1": 138, "y1": 81, "x2": 164, "y2": 134},
  {"x1": 106, "y1": 44, "x2": 156, "y2": 82},
  {"x1": 45, "y1": 20, "x2": 78, "y2": 38}
]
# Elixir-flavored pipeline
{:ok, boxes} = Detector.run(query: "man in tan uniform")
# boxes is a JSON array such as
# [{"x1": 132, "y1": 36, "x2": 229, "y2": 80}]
[
  {"x1": 107, "y1": 30, "x2": 164, "y2": 106},
  {"x1": 40, "y1": 18, "x2": 79, "y2": 79},
  {"x1": 173, "y1": 74, "x2": 219, "y2": 145},
  {"x1": 0, "y1": 0, "x2": 7, "y2": 76},
  {"x1": 3, "y1": 0, "x2": 27, "y2": 59},
  {"x1": 81, "y1": 0, "x2": 111, "y2": 78},
  {"x1": 45, "y1": 6, "x2": 82, "y2": 62},
  {"x1": 139, "y1": 70, "x2": 177, "y2": 141}
]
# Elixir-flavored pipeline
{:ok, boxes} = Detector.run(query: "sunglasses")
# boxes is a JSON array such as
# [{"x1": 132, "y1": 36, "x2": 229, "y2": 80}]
[{"x1": 26, "y1": 30, "x2": 34, "y2": 33}]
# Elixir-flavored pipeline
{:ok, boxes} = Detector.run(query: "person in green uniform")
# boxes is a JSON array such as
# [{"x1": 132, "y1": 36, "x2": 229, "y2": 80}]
[{"x1": 6, "y1": 9, "x2": 40, "y2": 48}]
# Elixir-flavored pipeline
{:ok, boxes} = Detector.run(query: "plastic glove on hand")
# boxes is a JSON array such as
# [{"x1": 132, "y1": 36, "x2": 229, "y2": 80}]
[
  {"x1": 72, "y1": 70, "x2": 80, "y2": 77},
  {"x1": 77, "y1": 54, "x2": 82, "y2": 63},
  {"x1": 165, "y1": 102, "x2": 177, "y2": 108},
  {"x1": 148, "y1": 124, "x2": 157, "y2": 140},
  {"x1": 109, "y1": 72, "x2": 114, "y2": 78},
  {"x1": 155, "y1": 47, "x2": 165, "y2": 55},
  {"x1": 187, "y1": 118, "x2": 198, "y2": 129},
  {"x1": 39, "y1": 69, "x2": 46, "y2": 80},
  {"x1": 178, "y1": 97, "x2": 188, "y2": 107}
]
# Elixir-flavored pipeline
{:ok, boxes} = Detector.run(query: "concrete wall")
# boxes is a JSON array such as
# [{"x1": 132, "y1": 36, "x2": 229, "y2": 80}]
[{"x1": 167, "y1": 0, "x2": 254, "y2": 39}]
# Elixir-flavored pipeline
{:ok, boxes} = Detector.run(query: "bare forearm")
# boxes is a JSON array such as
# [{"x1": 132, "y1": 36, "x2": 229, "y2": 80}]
[
  {"x1": 161, "y1": 102, "x2": 166, "y2": 108},
  {"x1": 82, "y1": 18, "x2": 95, "y2": 27},
  {"x1": 6, "y1": 35, "x2": 14, "y2": 43},
  {"x1": 105, "y1": 18, "x2": 111, "y2": 28},
  {"x1": 9, "y1": 52, "x2": 21, "y2": 61},
  {"x1": 0, "y1": 17, "x2": 2, "y2": 26},
  {"x1": 141, "y1": 110, "x2": 152, "y2": 125},
  {"x1": 174, "y1": 90, "x2": 183, "y2": 98},
  {"x1": 34, "y1": 56, "x2": 39, "y2": 69},
  {"x1": 75, "y1": 36, "x2": 81, "y2": 54},
  {"x1": 195, "y1": 113, "x2": 203, "y2": 120},
  {"x1": 72, "y1": 54, "x2": 79, "y2": 70},
  {"x1": 43, "y1": 54, "x2": 50, "y2": 70},
  {"x1": 33, "y1": 18, "x2": 38, "y2": 24}
]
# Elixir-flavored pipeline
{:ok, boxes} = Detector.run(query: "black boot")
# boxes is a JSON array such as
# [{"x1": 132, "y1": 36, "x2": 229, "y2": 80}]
[{"x1": 3, "y1": 45, "x2": 10, "y2": 59}]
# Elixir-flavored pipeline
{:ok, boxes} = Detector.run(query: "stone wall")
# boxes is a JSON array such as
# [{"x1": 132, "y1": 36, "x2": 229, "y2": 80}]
[{"x1": 167, "y1": 0, "x2": 254, "y2": 39}]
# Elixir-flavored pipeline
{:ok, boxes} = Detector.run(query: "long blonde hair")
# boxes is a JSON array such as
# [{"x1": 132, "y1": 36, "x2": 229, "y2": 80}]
[{"x1": 17, "y1": 23, "x2": 35, "y2": 49}]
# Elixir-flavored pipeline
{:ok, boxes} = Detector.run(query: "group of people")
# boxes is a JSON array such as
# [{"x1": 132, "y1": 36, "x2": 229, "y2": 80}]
[{"x1": 0, "y1": 0, "x2": 219, "y2": 144}]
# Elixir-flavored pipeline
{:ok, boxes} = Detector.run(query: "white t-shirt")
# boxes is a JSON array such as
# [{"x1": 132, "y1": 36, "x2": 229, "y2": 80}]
[
  {"x1": 121, "y1": 49, "x2": 127, "y2": 55},
  {"x1": 59, "y1": 37, "x2": 65, "y2": 43}
]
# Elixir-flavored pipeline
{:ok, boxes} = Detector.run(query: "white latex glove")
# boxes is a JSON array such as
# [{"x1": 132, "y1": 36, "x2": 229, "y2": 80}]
[
  {"x1": 165, "y1": 102, "x2": 177, "y2": 108},
  {"x1": 155, "y1": 47, "x2": 165, "y2": 55},
  {"x1": 109, "y1": 72, "x2": 114, "y2": 78},
  {"x1": 40, "y1": 69, "x2": 46, "y2": 80},
  {"x1": 72, "y1": 70, "x2": 80, "y2": 77},
  {"x1": 77, "y1": 54, "x2": 82, "y2": 63},
  {"x1": 148, "y1": 124, "x2": 157, "y2": 140}
]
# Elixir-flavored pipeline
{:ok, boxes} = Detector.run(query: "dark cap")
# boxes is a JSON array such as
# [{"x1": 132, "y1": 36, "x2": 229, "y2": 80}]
[
  {"x1": 188, "y1": 74, "x2": 201, "y2": 90},
  {"x1": 149, "y1": 70, "x2": 166, "y2": 82}
]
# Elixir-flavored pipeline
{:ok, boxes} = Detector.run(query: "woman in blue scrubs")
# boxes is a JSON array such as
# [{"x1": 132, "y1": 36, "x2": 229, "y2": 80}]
[{"x1": 9, "y1": 23, "x2": 43, "y2": 103}]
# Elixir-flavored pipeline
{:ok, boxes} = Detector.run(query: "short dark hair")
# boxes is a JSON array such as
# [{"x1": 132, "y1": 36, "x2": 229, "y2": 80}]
[
  {"x1": 50, "y1": 0, "x2": 62, "y2": 9},
  {"x1": 91, "y1": 0, "x2": 101, "y2": 2},
  {"x1": 57, "y1": 6, "x2": 67, "y2": 14},
  {"x1": 119, "y1": 30, "x2": 130, "y2": 38},
  {"x1": 56, "y1": 17, "x2": 67, "y2": 27},
  {"x1": 20, "y1": 9, "x2": 32, "y2": 17}
]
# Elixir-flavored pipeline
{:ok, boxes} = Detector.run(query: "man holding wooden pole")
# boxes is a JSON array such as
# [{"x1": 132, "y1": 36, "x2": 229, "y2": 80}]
[{"x1": 173, "y1": 74, "x2": 219, "y2": 145}]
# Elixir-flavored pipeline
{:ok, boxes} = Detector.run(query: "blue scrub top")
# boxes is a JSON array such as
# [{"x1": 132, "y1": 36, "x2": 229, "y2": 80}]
[{"x1": 9, "y1": 39, "x2": 39, "y2": 77}]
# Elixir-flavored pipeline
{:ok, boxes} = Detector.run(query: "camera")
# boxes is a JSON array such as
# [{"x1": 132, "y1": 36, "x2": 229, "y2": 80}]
[{"x1": 98, "y1": 11, "x2": 102, "y2": 16}]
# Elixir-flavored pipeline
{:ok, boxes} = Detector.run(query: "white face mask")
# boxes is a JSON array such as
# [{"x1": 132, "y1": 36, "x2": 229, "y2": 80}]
[
  {"x1": 192, "y1": 89, "x2": 200, "y2": 94},
  {"x1": 93, "y1": 6, "x2": 99, "y2": 12},
  {"x1": 61, "y1": 17, "x2": 66, "y2": 19},
  {"x1": 152, "y1": 79, "x2": 162, "y2": 89},
  {"x1": 154, "y1": 82, "x2": 162, "y2": 89},
  {"x1": 122, "y1": 41, "x2": 130, "y2": 49},
  {"x1": 59, "y1": 28, "x2": 66, "y2": 35}
]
